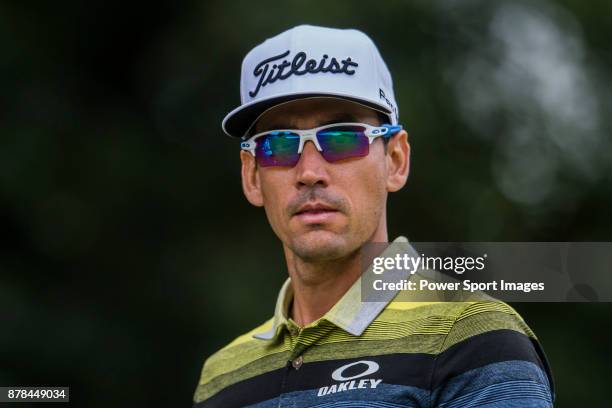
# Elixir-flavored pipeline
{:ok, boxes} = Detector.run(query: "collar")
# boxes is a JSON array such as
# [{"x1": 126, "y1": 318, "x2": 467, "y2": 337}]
[{"x1": 253, "y1": 236, "x2": 418, "y2": 340}]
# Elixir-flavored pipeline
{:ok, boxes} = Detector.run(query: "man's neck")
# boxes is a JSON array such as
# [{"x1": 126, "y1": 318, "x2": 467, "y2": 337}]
[
  {"x1": 284, "y1": 229, "x2": 388, "y2": 328},
  {"x1": 287, "y1": 253, "x2": 361, "y2": 327}
]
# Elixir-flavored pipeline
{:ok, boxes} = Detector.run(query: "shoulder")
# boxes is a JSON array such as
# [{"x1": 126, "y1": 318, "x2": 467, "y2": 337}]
[
  {"x1": 444, "y1": 301, "x2": 537, "y2": 346},
  {"x1": 383, "y1": 299, "x2": 534, "y2": 340},
  {"x1": 193, "y1": 317, "x2": 286, "y2": 404},
  {"x1": 385, "y1": 270, "x2": 546, "y2": 362}
]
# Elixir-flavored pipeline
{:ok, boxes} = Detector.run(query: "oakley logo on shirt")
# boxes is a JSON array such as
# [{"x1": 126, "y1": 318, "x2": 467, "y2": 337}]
[{"x1": 318, "y1": 360, "x2": 383, "y2": 397}]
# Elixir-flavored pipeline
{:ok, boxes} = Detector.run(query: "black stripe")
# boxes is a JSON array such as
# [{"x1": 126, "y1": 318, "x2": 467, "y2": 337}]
[
  {"x1": 431, "y1": 329, "x2": 550, "y2": 389},
  {"x1": 194, "y1": 362, "x2": 289, "y2": 408},
  {"x1": 195, "y1": 329, "x2": 551, "y2": 407}
]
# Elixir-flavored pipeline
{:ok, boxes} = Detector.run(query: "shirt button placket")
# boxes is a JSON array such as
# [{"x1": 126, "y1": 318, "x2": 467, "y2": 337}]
[{"x1": 279, "y1": 325, "x2": 306, "y2": 407}]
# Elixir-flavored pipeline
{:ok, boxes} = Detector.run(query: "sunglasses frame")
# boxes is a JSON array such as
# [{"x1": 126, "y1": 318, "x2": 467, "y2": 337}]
[{"x1": 240, "y1": 122, "x2": 403, "y2": 160}]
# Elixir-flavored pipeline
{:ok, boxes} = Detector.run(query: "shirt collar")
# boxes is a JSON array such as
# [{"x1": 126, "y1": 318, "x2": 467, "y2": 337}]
[{"x1": 253, "y1": 236, "x2": 418, "y2": 340}]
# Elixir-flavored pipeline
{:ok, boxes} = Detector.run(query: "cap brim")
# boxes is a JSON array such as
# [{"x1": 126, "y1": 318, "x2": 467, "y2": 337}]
[{"x1": 221, "y1": 92, "x2": 393, "y2": 138}]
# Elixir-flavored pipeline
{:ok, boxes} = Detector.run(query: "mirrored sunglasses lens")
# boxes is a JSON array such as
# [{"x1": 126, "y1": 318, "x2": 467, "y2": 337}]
[
  {"x1": 317, "y1": 125, "x2": 369, "y2": 162},
  {"x1": 255, "y1": 132, "x2": 300, "y2": 167}
]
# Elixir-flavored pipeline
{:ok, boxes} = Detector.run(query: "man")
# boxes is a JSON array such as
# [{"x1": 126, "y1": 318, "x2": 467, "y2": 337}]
[{"x1": 193, "y1": 25, "x2": 554, "y2": 407}]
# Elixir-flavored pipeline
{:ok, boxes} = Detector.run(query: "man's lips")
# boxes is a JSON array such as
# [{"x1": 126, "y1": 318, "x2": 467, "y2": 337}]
[{"x1": 293, "y1": 203, "x2": 340, "y2": 223}]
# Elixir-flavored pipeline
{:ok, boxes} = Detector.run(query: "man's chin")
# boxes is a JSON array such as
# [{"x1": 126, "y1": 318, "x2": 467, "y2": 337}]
[{"x1": 288, "y1": 230, "x2": 354, "y2": 262}]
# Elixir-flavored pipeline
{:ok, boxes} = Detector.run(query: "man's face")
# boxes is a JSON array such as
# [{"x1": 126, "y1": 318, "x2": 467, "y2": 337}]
[{"x1": 240, "y1": 98, "x2": 409, "y2": 262}]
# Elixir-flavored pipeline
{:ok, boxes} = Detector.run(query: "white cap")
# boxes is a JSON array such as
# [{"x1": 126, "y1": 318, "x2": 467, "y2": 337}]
[{"x1": 222, "y1": 24, "x2": 399, "y2": 138}]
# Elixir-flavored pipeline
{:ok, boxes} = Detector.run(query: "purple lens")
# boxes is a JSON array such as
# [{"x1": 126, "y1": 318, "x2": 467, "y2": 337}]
[
  {"x1": 316, "y1": 125, "x2": 369, "y2": 162},
  {"x1": 254, "y1": 131, "x2": 301, "y2": 167}
]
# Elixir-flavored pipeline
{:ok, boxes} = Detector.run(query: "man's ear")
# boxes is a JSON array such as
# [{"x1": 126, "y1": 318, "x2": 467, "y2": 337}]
[
  {"x1": 240, "y1": 151, "x2": 264, "y2": 207},
  {"x1": 386, "y1": 130, "x2": 410, "y2": 192}
]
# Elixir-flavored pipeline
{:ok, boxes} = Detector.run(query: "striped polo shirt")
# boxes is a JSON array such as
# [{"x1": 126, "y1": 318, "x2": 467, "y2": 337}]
[{"x1": 193, "y1": 237, "x2": 554, "y2": 407}]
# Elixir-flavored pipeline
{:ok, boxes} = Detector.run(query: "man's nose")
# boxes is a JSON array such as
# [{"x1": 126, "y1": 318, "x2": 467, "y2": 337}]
[{"x1": 294, "y1": 141, "x2": 330, "y2": 188}]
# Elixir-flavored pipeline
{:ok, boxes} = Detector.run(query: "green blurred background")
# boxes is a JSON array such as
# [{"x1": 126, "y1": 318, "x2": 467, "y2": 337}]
[{"x1": 1, "y1": 0, "x2": 611, "y2": 406}]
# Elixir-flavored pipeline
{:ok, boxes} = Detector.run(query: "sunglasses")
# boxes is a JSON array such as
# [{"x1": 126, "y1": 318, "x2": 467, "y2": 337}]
[{"x1": 240, "y1": 122, "x2": 403, "y2": 167}]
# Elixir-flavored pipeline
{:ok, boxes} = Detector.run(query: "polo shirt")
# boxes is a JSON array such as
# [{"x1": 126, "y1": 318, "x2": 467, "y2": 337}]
[{"x1": 193, "y1": 237, "x2": 554, "y2": 407}]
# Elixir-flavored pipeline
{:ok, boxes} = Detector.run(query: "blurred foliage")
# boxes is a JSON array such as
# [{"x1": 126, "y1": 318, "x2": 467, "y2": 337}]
[{"x1": 1, "y1": 0, "x2": 611, "y2": 406}]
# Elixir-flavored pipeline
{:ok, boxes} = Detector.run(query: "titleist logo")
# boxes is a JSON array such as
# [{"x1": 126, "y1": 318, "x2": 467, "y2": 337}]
[{"x1": 248, "y1": 50, "x2": 359, "y2": 97}]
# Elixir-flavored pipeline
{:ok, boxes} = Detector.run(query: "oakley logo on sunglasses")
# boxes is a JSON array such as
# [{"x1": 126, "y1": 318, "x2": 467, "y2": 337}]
[{"x1": 249, "y1": 50, "x2": 359, "y2": 98}]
